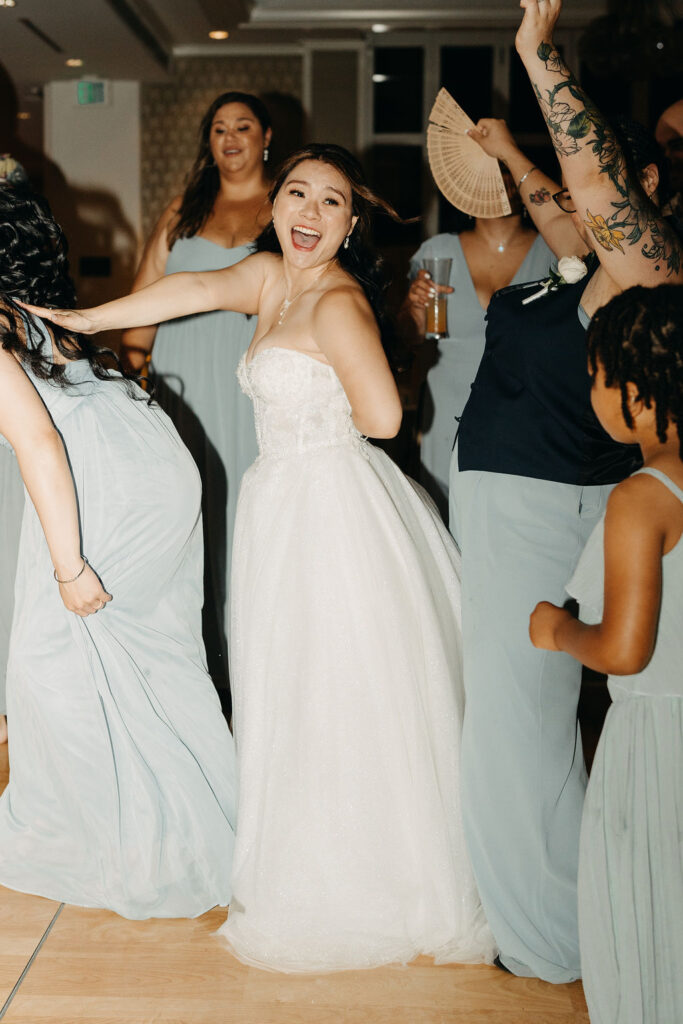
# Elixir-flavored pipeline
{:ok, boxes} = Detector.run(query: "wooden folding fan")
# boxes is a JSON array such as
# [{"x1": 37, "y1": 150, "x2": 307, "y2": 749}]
[{"x1": 427, "y1": 88, "x2": 512, "y2": 219}]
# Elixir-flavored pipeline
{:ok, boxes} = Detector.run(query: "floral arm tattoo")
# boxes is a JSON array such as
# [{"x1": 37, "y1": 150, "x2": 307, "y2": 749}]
[
  {"x1": 531, "y1": 42, "x2": 681, "y2": 276},
  {"x1": 529, "y1": 187, "x2": 552, "y2": 206}
]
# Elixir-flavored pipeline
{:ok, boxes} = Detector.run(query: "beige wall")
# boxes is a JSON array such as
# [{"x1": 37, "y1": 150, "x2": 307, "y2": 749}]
[
  {"x1": 140, "y1": 55, "x2": 304, "y2": 240},
  {"x1": 43, "y1": 80, "x2": 142, "y2": 347}
]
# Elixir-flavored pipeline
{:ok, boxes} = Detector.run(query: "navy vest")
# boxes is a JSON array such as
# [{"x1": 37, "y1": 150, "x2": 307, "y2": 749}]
[{"x1": 457, "y1": 271, "x2": 641, "y2": 485}]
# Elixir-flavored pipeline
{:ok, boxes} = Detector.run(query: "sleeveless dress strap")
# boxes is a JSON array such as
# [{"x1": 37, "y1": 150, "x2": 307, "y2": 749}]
[{"x1": 633, "y1": 466, "x2": 683, "y2": 504}]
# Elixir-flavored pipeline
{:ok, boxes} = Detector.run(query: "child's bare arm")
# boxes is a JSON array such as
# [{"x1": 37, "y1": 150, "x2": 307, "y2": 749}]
[{"x1": 530, "y1": 476, "x2": 665, "y2": 674}]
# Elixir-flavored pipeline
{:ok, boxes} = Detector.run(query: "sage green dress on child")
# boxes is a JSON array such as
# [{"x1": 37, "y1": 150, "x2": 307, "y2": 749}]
[{"x1": 567, "y1": 467, "x2": 683, "y2": 1023}]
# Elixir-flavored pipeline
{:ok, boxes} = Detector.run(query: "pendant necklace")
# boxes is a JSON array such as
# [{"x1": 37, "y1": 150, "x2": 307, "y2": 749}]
[
  {"x1": 278, "y1": 265, "x2": 330, "y2": 325},
  {"x1": 278, "y1": 284, "x2": 311, "y2": 325}
]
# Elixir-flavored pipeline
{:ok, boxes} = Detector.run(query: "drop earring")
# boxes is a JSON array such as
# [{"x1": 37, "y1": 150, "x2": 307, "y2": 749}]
[
  {"x1": 263, "y1": 147, "x2": 269, "y2": 163},
  {"x1": 343, "y1": 235, "x2": 350, "y2": 250}
]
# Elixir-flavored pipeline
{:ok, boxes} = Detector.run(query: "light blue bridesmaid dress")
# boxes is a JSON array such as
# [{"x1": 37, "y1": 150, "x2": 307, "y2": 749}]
[
  {"x1": 151, "y1": 237, "x2": 259, "y2": 693},
  {"x1": 0, "y1": 448, "x2": 23, "y2": 716},
  {"x1": 568, "y1": 466, "x2": 683, "y2": 1023},
  {"x1": 0, "y1": 321, "x2": 236, "y2": 918}
]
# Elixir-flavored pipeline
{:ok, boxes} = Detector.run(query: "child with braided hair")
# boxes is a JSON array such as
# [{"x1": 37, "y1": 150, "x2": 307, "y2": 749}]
[{"x1": 530, "y1": 283, "x2": 683, "y2": 1024}]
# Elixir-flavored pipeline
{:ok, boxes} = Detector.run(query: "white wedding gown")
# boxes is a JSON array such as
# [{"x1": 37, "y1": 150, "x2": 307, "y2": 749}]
[{"x1": 219, "y1": 346, "x2": 495, "y2": 972}]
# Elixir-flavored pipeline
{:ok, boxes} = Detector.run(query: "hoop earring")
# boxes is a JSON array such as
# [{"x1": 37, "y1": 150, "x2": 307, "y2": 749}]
[
  {"x1": 343, "y1": 235, "x2": 350, "y2": 249},
  {"x1": 263, "y1": 147, "x2": 269, "y2": 163}
]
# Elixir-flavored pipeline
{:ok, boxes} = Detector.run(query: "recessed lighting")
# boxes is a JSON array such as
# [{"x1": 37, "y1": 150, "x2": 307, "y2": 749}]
[
  {"x1": 209, "y1": 30, "x2": 229, "y2": 40},
  {"x1": 0, "y1": 1, "x2": 17, "y2": 9},
  {"x1": 66, "y1": 58, "x2": 84, "y2": 67},
  {"x1": 16, "y1": 111, "x2": 31, "y2": 120},
  {"x1": 656, "y1": 41, "x2": 665, "y2": 49},
  {"x1": 372, "y1": 23, "x2": 390, "y2": 33},
  {"x1": 372, "y1": 74, "x2": 390, "y2": 84}
]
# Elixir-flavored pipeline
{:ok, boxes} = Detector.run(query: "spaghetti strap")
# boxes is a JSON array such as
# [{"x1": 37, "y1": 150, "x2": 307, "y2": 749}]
[{"x1": 633, "y1": 466, "x2": 683, "y2": 505}]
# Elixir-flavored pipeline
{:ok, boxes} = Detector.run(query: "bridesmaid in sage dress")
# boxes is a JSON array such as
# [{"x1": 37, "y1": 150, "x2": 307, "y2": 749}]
[
  {"x1": 122, "y1": 92, "x2": 271, "y2": 693},
  {"x1": 531, "y1": 287, "x2": 683, "y2": 1023},
  {"x1": 0, "y1": 449, "x2": 23, "y2": 744},
  {"x1": 0, "y1": 187, "x2": 236, "y2": 919}
]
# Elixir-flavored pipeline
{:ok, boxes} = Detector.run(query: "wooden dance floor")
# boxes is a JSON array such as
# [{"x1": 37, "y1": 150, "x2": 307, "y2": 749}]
[{"x1": 0, "y1": 747, "x2": 588, "y2": 1024}]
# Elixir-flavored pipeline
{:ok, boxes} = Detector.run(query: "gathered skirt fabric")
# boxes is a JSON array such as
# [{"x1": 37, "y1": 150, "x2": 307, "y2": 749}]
[
  {"x1": 220, "y1": 435, "x2": 495, "y2": 971},
  {"x1": 0, "y1": 369, "x2": 237, "y2": 919},
  {"x1": 0, "y1": 447, "x2": 24, "y2": 714},
  {"x1": 579, "y1": 694, "x2": 683, "y2": 1023}
]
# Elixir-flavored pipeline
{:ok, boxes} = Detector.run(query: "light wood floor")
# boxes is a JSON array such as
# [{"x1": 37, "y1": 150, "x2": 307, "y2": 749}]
[{"x1": 0, "y1": 746, "x2": 589, "y2": 1024}]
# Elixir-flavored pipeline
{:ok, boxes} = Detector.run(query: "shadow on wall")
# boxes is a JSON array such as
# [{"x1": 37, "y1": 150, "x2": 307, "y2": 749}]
[{"x1": 0, "y1": 63, "x2": 137, "y2": 352}]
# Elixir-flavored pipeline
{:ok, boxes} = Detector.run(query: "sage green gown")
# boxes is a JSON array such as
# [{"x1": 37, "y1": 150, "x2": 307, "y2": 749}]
[
  {"x1": 567, "y1": 467, "x2": 683, "y2": 1023},
  {"x1": 0, "y1": 323, "x2": 237, "y2": 918},
  {"x1": 0, "y1": 448, "x2": 24, "y2": 716},
  {"x1": 151, "y1": 237, "x2": 259, "y2": 693}
]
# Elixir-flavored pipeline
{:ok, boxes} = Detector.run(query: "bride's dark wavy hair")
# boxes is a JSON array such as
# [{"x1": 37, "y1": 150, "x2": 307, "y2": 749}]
[
  {"x1": 0, "y1": 186, "x2": 138, "y2": 390},
  {"x1": 254, "y1": 143, "x2": 406, "y2": 357}
]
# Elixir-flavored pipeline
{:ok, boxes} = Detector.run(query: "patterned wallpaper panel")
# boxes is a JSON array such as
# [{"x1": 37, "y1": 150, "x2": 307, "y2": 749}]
[{"x1": 140, "y1": 56, "x2": 304, "y2": 239}]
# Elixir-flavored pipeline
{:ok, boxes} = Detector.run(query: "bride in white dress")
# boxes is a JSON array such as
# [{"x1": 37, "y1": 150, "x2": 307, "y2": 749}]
[{"x1": 27, "y1": 143, "x2": 495, "y2": 972}]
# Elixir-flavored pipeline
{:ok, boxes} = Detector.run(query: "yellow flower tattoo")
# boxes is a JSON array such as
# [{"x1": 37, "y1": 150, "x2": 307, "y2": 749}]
[{"x1": 584, "y1": 210, "x2": 625, "y2": 253}]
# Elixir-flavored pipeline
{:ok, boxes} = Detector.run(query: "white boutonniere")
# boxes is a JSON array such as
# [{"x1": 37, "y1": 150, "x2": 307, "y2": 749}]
[{"x1": 522, "y1": 255, "x2": 588, "y2": 305}]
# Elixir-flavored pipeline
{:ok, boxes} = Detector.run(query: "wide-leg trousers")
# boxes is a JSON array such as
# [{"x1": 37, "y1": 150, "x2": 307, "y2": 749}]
[{"x1": 450, "y1": 454, "x2": 611, "y2": 982}]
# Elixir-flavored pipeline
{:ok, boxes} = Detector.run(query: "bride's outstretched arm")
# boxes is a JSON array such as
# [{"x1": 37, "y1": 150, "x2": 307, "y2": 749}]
[{"x1": 20, "y1": 252, "x2": 272, "y2": 335}]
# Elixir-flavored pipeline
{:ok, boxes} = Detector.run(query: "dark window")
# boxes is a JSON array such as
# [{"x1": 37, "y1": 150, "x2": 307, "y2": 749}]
[
  {"x1": 439, "y1": 47, "x2": 493, "y2": 123},
  {"x1": 366, "y1": 144, "x2": 423, "y2": 248},
  {"x1": 373, "y1": 48, "x2": 424, "y2": 134}
]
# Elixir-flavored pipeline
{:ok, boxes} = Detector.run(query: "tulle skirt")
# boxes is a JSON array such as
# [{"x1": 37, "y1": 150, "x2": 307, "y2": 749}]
[{"x1": 219, "y1": 440, "x2": 495, "y2": 971}]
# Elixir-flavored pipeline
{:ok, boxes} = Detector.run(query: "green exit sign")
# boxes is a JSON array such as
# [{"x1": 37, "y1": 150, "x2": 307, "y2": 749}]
[{"x1": 76, "y1": 81, "x2": 108, "y2": 105}]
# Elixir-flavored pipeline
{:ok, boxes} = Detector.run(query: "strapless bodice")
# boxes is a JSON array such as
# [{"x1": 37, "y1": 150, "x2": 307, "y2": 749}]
[{"x1": 238, "y1": 347, "x2": 366, "y2": 460}]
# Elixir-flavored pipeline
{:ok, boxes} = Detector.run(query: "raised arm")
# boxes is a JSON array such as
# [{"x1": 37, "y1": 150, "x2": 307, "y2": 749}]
[
  {"x1": 21, "y1": 252, "x2": 272, "y2": 336},
  {"x1": 516, "y1": 0, "x2": 683, "y2": 286},
  {"x1": 465, "y1": 118, "x2": 586, "y2": 259},
  {"x1": 0, "y1": 345, "x2": 111, "y2": 616},
  {"x1": 121, "y1": 198, "x2": 180, "y2": 373},
  {"x1": 314, "y1": 287, "x2": 402, "y2": 439}
]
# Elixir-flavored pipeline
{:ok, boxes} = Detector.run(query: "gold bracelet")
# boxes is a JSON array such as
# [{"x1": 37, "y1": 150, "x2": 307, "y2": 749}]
[
  {"x1": 54, "y1": 556, "x2": 87, "y2": 584},
  {"x1": 517, "y1": 166, "x2": 539, "y2": 189}
]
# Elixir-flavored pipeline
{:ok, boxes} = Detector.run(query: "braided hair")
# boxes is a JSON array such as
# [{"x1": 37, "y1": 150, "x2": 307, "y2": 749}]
[
  {"x1": 0, "y1": 185, "x2": 139, "y2": 392},
  {"x1": 586, "y1": 284, "x2": 683, "y2": 456}
]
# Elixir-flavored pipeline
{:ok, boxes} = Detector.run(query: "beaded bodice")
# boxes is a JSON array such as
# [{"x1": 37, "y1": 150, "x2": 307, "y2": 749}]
[{"x1": 237, "y1": 347, "x2": 365, "y2": 459}]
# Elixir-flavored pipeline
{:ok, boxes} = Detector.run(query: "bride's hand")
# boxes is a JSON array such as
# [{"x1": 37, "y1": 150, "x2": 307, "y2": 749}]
[
  {"x1": 16, "y1": 301, "x2": 101, "y2": 335},
  {"x1": 56, "y1": 561, "x2": 112, "y2": 617}
]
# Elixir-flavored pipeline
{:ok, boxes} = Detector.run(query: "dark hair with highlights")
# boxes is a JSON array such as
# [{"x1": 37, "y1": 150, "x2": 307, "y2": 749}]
[
  {"x1": 168, "y1": 91, "x2": 272, "y2": 249},
  {"x1": 255, "y1": 143, "x2": 404, "y2": 338},
  {"x1": 0, "y1": 185, "x2": 139, "y2": 391},
  {"x1": 587, "y1": 284, "x2": 683, "y2": 456}
]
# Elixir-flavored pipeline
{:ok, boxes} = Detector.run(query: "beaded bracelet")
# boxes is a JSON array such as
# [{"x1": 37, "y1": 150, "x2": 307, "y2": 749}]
[
  {"x1": 54, "y1": 556, "x2": 88, "y2": 584},
  {"x1": 517, "y1": 166, "x2": 539, "y2": 189}
]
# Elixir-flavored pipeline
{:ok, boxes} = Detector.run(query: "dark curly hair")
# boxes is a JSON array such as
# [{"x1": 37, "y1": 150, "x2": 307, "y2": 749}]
[
  {"x1": 167, "y1": 91, "x2": 272, "y2": 249},
  {"x1": 0, "y1": 185, "x2": 138, "y2": 390},
  {"x1": 255, "y1": 143, "x2": 406, "y2": 355},
  {"x1": 587, "y1": 284, "x2": 683, "y2": 456}
]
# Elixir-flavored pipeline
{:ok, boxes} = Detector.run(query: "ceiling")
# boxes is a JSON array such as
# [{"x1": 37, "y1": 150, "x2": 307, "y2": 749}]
[{"x1": 1, "y1": 0, "x2": 614, "y2": 106}]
